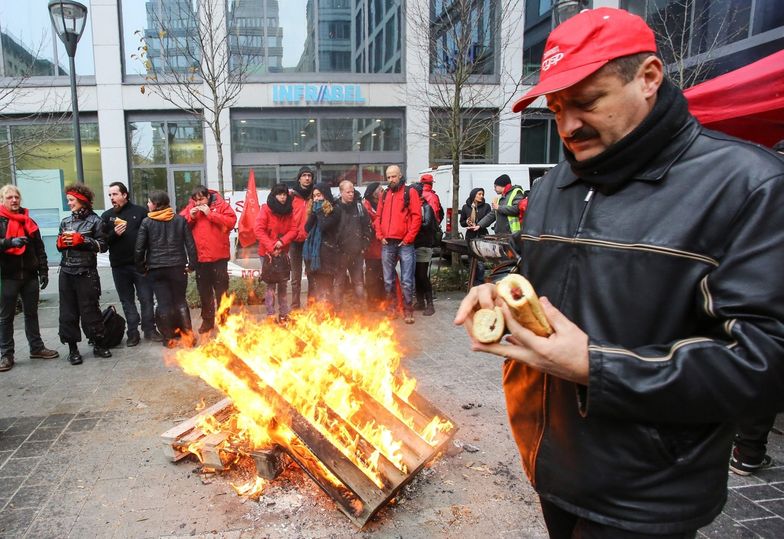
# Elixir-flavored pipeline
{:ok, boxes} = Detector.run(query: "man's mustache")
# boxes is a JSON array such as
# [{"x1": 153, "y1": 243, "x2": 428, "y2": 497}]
[{"x1": 565, "y1": 126, "x2": 599, "y2": 144}]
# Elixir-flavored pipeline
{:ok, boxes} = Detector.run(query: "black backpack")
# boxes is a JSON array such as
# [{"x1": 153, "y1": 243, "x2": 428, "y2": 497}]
[{"x1": 99, "y1": 305, "x2": 126, "y2": 348}]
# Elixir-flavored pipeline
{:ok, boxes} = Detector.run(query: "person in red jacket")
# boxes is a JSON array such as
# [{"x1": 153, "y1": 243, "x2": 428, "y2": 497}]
[
  {"x1": 288, "y1": 166, "x2": 314, "y2": 310},
  {"x1": 180, "y1": 185, "x2": 237, "y2": 333},
  {"x1": 255, "y1": 184, "x2": 298, "y2": 322},
  {"x1": 374, "y1": 165, "x2": 422, "y2": 324}
]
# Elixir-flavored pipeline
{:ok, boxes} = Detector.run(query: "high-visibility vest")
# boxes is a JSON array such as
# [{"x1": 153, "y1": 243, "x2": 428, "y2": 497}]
[{"x1": 505, "y1": 187, "x2": 524, "y2": 233}]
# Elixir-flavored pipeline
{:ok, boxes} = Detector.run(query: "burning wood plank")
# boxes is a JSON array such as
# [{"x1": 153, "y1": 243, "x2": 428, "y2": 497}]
[{"x1": 164, "y1": 304, "x2": 458, "y2": 528}]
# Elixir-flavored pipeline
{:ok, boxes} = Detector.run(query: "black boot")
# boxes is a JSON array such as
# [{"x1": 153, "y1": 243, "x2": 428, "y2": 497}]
[
  {"x1": 423, "y1": 290, "x2": 435, "y2": 316},
  {"x1": 93, "y1": 346, "x2": 112, "y2": 358},
  {"x1": 67, "y1": 342, "x2": 82, "y2": 365}
]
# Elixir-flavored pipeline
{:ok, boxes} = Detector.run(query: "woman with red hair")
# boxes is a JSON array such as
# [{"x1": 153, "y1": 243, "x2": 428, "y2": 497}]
[{"x1": 57, "y1": 183, "x2": 110, "y2": 365}]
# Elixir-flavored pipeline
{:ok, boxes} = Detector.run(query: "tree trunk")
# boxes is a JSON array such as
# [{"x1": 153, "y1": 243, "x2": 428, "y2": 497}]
[{"x1": 213, "y1": 122, "x2": 225, "y2": 195}]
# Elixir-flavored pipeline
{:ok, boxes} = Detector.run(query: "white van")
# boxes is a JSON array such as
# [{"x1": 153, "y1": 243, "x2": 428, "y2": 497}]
[{"x1": 418, "y1": 164, "x2": 556, "y2": 237}]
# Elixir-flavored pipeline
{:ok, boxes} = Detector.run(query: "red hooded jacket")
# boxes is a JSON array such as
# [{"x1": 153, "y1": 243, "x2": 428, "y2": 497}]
[
  {"x1": 374, "y1": 184, "x2": 422, "y2": 244},
  {"x1": 254, "y1": 204, "x2": 298, "y2": 256},
  {"x1": 362, "y1": 198, "x2": 382, "y2": 259},
  {"x1": 180, "y1": 190, "x2": 237, "y2": 262}
]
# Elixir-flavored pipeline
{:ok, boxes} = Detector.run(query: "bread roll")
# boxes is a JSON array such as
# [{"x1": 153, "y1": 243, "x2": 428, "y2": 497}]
[
  {"x1": 472, "y1": 307, "x2": 505, "y2": 344},
  {"x1": 495, "y1": 274, "x2": 553, "y2": 337},
  {"x1": 115, "y1": 218, "x2": 127, "y2": 226}
]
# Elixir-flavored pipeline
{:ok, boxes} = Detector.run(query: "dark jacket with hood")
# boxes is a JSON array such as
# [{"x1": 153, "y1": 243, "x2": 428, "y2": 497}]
[
  {"x1": 304, "y1": 183, "x2": 341, "y2": 274},
  {"x1": 459, "y1": 188, "x2": 492, "y2": 240},
  {"x1": 506, "y1": 79, "x2": 784, "y2": 533},
  {"x1": 336, "y1": 192, "x2": 372, "y2": 256}
]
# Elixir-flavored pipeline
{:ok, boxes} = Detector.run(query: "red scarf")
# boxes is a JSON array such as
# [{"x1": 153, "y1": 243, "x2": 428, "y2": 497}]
[{"x1": 0, "y1": 206, "x2": 38, "y2": 255}]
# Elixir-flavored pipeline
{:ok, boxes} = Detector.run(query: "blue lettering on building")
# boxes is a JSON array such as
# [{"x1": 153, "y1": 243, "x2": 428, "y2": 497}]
[{"x1": 272, "y1": 84, "x2": 366, "y2": 105}]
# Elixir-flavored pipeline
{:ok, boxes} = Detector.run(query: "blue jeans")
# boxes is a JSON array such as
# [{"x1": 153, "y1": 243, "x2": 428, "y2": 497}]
[
  {"x1": 112, "y1": 265, "x2": 155, "y2": 336},
  {"x1": 381, "y1": 240, "x2": 415, "y2": 311}
]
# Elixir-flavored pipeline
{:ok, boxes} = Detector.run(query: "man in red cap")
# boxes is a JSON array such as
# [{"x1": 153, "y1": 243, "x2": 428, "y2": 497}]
[{"x1": 456, "y1": 7, "x2": 784, "y2": 536}]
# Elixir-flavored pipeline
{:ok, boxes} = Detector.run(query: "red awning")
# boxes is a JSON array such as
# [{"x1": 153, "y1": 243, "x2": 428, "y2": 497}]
[{"x1": 684, "y1": 50, "x2": 784, "y2": 147}]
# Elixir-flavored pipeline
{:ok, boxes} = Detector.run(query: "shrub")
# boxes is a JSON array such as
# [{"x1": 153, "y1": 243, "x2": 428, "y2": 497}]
[
  {"x1": 186, "y1": 275, "x2": 266, "y2": 308},
  {"x1": 431, "y1": 264, "x2": 467, "y2": 292}
]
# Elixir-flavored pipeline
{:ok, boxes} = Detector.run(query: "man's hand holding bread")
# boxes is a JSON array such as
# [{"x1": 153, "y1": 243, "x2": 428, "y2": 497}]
[{"x1": 454, "y1": 275, "x2": 590, "y2": 385}]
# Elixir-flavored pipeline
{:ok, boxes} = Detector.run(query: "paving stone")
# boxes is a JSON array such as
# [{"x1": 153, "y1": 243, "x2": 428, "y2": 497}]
[
  {"x1": 0, "y1": 475, "x2": 25, "y2": 498},
  {"x1": 741, "y1": 516, "x2": 784, "y2": 538},
  {"x1": 0, "y1": 417, "x2": 16, "y2": 432},
  {"x1": 733, "y1": 483, "x2": 784, "y2": 501},
  {"x1": 0, "y1": 457, "x2": 41, "y2": 478},
  {"x1": 0, "y1": 507, "x2": 37, "y2": 537},
  {"x1": 3, "y1": 416, "x2": 45, "y2": 436},
  {"x1": 698, "y1": 512, "x2": 756, "y2": 538},
  {"x1": 0, "y1": 436, "x2": 27, "y2": 452},
  {"x1": 7, "y1": 484, "x2": 52, "y2": 509},
  {"x1": 0, "y1": 451, "x2": 12, "y2": 469},
  {"x1": 67, "y1": 418, "x2": 100, "y2": 432},
  {"x1": 27, "y1": 426, "x2": 66, "y2": 442},
  {"x1": 23, "y1": 513, "x2": 77, "y2": 539},
  {"x1": 13, "y1": 441, "x2": 53, "y2": 458}
]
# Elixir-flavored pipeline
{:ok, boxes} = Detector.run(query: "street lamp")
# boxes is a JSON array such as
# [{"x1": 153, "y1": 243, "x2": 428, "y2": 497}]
[
  {"x1": 48, "y1": 0, "x2": 88, "y2": 184},
  {"x1": 551, "y1": 0, "x2": 589, "y2": 28}
]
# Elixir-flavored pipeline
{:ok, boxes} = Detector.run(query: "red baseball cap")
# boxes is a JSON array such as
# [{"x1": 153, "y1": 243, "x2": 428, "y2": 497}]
[
  {"x1": 512, "y1": 8, "x2": 656, "y2": 113},
  {"x1": 420, "y1": 173, "x2": 434, "y2": 184}
]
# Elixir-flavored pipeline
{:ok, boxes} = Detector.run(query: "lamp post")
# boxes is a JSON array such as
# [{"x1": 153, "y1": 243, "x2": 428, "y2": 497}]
[{"x1": 48, "y1": 0, "x2": 88, "y2": 184}]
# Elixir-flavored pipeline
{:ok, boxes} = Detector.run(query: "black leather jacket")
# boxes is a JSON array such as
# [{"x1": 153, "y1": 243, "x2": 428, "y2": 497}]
[
  {"x1": 134, "y1": 214, "x2": 197, "y2": 272},
  {"x1": 505, "y1": 119, "x2": 784, "y2": 533},
  {"x1": 57, "y1": 211, "x2": 107, "y2": 269}
]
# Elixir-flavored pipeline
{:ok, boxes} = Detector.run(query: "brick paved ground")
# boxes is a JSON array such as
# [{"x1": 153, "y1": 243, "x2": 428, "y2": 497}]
[{"x1": 0, "y1": 273, "x2": 782, "y2": 538}]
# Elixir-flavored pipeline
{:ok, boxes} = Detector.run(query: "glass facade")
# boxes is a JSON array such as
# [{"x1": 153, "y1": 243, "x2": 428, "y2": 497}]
[
  {"x1": 520, "y1": 114, "x2": 562, "y2": 164},
  {"x1": 128, "y1": 118, "x2": 205, "y2": 211},
  {"x1": 431, "y1": 0, "x2": 495, "y2": 76},
  {"x1": 0, "y1": 0, "x2": 95, "y2": 77},
  {"x1": 429, "y1": 109, "x2": 497, "y2": 164},
  {"x1": 227, "y1": 0, "x2": 401, "y2": 74},
  {"x1": 122, "y1": 0, "x2": 200, "y2": 77},
  {"x1": 231, "y1": 110, "x2": 404, "y2": 188}
]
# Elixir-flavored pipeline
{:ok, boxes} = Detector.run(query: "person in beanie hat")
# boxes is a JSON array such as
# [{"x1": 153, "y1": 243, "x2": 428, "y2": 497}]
[
  {"x1": 456, "y1": 7, "x2": 784, "y2": 536},
  {"x1": 289, "y1": 166, "x2": 315, "y2": 309},
  {"x1": 477, "y1": 174, "x2": 524, "y2": 234},
  {"x1": 0, "y1": 185, "x2": 59, "y2": 372},
  {"x1": 57, "y1": 183, "x2": 111, "y2": 365}
]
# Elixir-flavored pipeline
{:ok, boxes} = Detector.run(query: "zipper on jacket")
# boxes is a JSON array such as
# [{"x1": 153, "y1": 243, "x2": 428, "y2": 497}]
[{"x1": 578, "y1": 187, "x2": 595, "y2": 233}]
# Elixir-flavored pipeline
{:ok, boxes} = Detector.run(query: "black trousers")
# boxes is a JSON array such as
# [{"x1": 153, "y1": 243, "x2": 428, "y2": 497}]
[
  {"x1": 112, "y1": 264, "x2": 155, "y2": 336},
  {"x1": 334, "y1": 253, "x2": 365, "y2": 308},
  {"x1": 734, "y1": 414, "x2": 777, "y2": 462},
  {"x1": 0, "y1": 275, "x2": 44, "y2": 356},
  {"x1": 148, "y1": 266, "x2": 191, "y2": 340},
  {"x1": 195, "y1": 260, "x2": 229, "y2": 324},
  {"x1": 540, "y1": 498, "x2": 697, "y2": 539},
  {"x1": 364, "y1": 258, "x2": 384, "y2": 310},
  {"x1": 290, "y1": 241, "x2": 311, "y2": 308},
  {"x1": 415, "y1": 261, "x2": 433, "y2": 305},
  {"x1": 58, "y1": 269, "x2": 105, "y2": 344}
]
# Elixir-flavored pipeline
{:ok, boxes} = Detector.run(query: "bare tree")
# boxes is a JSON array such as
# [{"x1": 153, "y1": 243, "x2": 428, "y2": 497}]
[
  {"x1": 132, "y1": 0, "x2": 252, "y2": 195},
  {"x1": 406, "y1": 0, "x2": 522, "y2": 246},
  {"x1": 643, "y1": 0, "x2": 751, "y2": 89},
  {"x1": 0, "y1": 32, "x2": 71, "y2": 178}
]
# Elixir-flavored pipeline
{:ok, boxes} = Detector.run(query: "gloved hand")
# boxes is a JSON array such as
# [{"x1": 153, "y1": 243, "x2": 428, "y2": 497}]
[
  {"x1": 9, "y1": 237, "x2": 28, "y2": 248},
  {"x1": 39, "y1": 273, "x2": 49, "y2": 290}
]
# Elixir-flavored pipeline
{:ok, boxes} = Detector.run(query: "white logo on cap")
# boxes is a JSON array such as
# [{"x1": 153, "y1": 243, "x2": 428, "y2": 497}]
[{"x1": 542, "y1": 53, "x2": 564, "y2": 71}]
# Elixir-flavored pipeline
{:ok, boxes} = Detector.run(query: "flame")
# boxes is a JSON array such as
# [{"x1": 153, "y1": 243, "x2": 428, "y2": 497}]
[
  {"x1": 174, "y1": 296, "x2": 454, "y2": 491},
  {"x1": 231, "y1": 476, "x2": 267, "y2": 499}
]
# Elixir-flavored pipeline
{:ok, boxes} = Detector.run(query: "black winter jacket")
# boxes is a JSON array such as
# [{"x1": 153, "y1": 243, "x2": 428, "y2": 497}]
[
  {"x1": 336, "y1": 200, "x2": 372, "y2": 255},
  {"x1": 57, "y1": 211, "x2": 107, "y2": 270},
  {"x1": 101, "y1": 202, "x2": 148, "y2": 267},
  {"x1": 0, "y1": 214, "x2": 48, "y2": 280},
  {"x1": 459, "y1": 189, "x2": 492, "y2": 240},
  {"x1": 305, "y1": 205, "x2": 340, "y2": 275},
  {"x1": 506, "y1": 118, "x2": 784, "y2": 533},
  {"x1": 134, "y1": 215, "x2": 197, "y2": 272}
]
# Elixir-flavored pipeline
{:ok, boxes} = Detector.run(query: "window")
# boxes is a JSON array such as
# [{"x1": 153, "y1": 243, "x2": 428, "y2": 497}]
[
  {"x1": 121, "y1": 0, "x2": 199, "y2": 77},
  {"x1": 0, "y1": 0, "x2": 95, "y2": 77},
  {"x1": 429, "y1": 109, "x2": 498, "y2": 164},
  {"x1": 520, "y1": 113, "x2": 562, "y2": 164},
  {"x1": 226, "y1": 0, "x2": 401, "y2": 74},
  {"x1": 127, "y1": 118, "x2": 205, "y2": 212},
  {"x1": 431, "y1": 0, "x2": 495, "y2": 76},
  {"x1": 231, "y1": 111, "x2": 405, "y2": 187},
  {"x1": 0, "y1": 119, "x2": 101, "y2": 261}
]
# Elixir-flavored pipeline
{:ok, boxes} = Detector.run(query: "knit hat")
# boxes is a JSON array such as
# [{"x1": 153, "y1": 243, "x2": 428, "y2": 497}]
[
  {"x1": 297, "y1": 166, "x2": 314, "y2": 180},
  {"x1": 313, "y1": 182, "x2": 335, "y2": 204},
  {"x1": 773, "y1": 140, "x2": 784, "y2": 153},
  {"x1": 363, "y1": 182, "x2": 381, "y2": 200},
  {"x1": 420, "y1": 173, "x2": 434, "y2": 184},
  {"x1": 494, "y1": 174, "x2": 512, "y2": 187}
]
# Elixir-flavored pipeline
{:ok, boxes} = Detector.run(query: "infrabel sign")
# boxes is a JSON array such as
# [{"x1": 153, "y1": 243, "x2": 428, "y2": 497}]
[{"x1": 272, "y1": 84, "x2": 366, "y2": 105}]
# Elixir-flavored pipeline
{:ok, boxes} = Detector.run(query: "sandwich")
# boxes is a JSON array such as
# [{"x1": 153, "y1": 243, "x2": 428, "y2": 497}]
[{"x1": 472, "y1": 274, "x2": 553, "y2": 343}]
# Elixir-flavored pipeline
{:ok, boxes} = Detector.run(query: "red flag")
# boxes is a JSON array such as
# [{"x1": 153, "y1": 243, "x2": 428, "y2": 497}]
[{"x1": 238, "y1": 169, "x2": 260, "y2": 248}]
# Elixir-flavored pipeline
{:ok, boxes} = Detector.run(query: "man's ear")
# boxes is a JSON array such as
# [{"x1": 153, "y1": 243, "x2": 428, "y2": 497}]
[{"x1": 639, "y1": 56, "x2": 664, "y2": 99}]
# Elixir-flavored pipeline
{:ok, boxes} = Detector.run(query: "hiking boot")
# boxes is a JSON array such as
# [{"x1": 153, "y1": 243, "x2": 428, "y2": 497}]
[
  {"x1": 423, "y1": 303, "x2": 435, "y2": 316},
  {"x1": 730, "y1": 453, "x2": 773, "y2": 476},
  {"x1": 30, "y1": 347, "x2": 59, "y2": 359},
  {"x1": 126, "y1": 333, "x2": 141, "y2": 347},
  {"x1": 144, "y1": 329, "x2": 164, "y2": 342},
  {"x1": 68, "y1": 351, "x2": 83, "y2": 365},
  {"x1": 0, "y1": 355, "x2": 14, "y2": 372},
  {"x1": 404, "y1": 311, "x2": 415, "y2": 325},
  {"x1": 93, "y1": 347, "x2": 112, "y2": 359}
]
